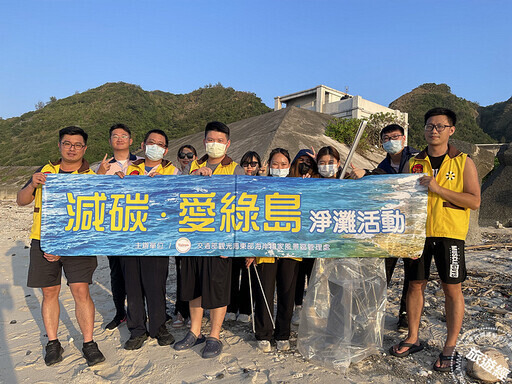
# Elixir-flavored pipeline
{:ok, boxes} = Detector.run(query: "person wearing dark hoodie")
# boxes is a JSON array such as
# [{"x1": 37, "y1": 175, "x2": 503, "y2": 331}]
[{"x1": 350, "y1": 124, "x2": 418, "y2": 330}]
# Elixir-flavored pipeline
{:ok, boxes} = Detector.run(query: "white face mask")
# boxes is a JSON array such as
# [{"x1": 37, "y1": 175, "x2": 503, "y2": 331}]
[
  {"x1": 205, "y1": 142, "x2": 227, "y2": 158},
  {"x1": 145, "y1": 144, "x2": 165, "y2": 161},
  {"x1": 269, "y1": 167, "x2": 289, "y2": 177},
  {"x1": 318, "y1": 164, "x2": 338, "y2": 178},
  {"x1": 383, "y1": 139, "x2": 404, "y2": 155}
]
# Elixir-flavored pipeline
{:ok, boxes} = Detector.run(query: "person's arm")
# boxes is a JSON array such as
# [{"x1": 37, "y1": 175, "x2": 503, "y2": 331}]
[
  {"x1": 419, "y1": 157, "x2": 480, "y2": 210},
  {"x1": 17, "y1": 170, "x2": 45, "y2": 206}
]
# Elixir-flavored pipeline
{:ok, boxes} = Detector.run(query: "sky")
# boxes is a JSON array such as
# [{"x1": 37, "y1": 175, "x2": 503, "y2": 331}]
[{"x1": 1, "y1": 0, "x2": 511, "y2": 119}]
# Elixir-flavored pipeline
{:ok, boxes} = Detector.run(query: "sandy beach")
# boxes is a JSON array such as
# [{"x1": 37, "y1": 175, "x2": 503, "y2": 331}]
[{"x1": 1, "y1": 199, "x2": 511, "y2": 384}]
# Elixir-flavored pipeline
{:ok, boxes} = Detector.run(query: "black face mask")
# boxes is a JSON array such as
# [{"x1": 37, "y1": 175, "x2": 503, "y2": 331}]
[{"x1": 298, "y1": 163, "x2": 310, "y2": 175}]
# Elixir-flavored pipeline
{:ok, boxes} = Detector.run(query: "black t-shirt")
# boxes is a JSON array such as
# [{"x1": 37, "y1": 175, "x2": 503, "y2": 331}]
[{"x1": 429, "y1": 154, "x2": 446, "y2": 177}]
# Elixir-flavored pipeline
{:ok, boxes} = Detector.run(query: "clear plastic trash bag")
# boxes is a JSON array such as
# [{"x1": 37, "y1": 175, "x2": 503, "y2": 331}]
[{"x1": 297, "y1": 257, "x2": 387, "y2": 372}]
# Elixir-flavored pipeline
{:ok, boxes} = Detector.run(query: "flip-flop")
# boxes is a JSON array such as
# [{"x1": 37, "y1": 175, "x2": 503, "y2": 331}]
[
  {"x1": 389, "y1": 340, "x2": 424, "y2": 357},
  {"x1": 433, "y1": 351, "x2": 459, "y2": 372}
]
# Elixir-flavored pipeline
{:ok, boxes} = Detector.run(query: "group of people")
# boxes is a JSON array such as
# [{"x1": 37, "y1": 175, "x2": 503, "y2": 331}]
[{"x1": 17, "y1": 107, "x2": 480, "y2": 374}]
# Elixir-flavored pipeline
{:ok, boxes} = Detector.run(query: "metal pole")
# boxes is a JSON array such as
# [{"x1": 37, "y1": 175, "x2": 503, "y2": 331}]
[
  {"x1": 247, "y1": 263, "x2": 256, "y2": 333},
  {"x1": 339, "y1": 120, "x2": 368, "y2": 179},
  {"x1": 253, "y1": 263, "x2": 276, "y2": 329}
]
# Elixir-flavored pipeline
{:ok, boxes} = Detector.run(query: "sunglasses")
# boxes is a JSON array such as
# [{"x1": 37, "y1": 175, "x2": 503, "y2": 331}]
[
  {"x1": 242, "y1": 161, "x2": 259, "y2": 167},
  {"x1": 178, "y1": 152, "x2": 195, "y2": 159}
]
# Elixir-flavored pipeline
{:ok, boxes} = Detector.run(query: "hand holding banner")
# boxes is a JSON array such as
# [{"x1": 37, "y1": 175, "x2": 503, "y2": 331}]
[{"x1": 41, "y1": 173, "x2": 427, "y2": 258}]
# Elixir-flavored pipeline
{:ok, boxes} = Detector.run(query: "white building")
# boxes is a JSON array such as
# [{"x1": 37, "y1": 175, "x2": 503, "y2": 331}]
[{"x1": 274, "y1": 85, "x2": 408, "y2": 124}]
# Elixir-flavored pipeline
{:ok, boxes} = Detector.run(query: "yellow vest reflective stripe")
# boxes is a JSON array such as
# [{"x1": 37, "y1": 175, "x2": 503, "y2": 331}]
[
  {"x1": 30, "y1": 161, "x2": 95, "y2": 240},
  {"x1": 409, "y1": 149, "x2": 470, "y2": 240}
]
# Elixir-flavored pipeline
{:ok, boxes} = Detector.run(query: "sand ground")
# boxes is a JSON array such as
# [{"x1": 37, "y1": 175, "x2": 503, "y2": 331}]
[{"x1": 1, "y1": 200, "x2": 511, "y2": 384}]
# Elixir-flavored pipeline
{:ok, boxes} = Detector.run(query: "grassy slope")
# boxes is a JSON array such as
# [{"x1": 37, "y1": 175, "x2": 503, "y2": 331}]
[
  {"x1": 0, "y1": 82, "x2": 271, "y2": 166},
  {"x1": 389, "y1": 83, "x2": 495, "y2": 149}
]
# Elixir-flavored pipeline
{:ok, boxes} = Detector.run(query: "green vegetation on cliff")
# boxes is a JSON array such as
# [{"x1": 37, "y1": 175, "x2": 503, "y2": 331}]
[
  {"x1": 0, "y1": 82, "x2": 271, "y2": 165},
  {"x1": 390, "y1": 83, "x2": 495, "y2": 149},
  {"x1": 478, "y1": 97, "x2": 512, "y2": 143}
]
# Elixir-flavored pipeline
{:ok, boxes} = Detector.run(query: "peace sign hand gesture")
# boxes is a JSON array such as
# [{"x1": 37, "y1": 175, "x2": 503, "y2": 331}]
[{"x1": 96, "y1": 154, "x2": 114, "y2": 175}]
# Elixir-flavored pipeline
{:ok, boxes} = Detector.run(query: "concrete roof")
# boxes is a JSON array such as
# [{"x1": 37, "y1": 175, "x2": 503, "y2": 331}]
[
  {"x1": 275, "y1": 85, "x2": 350, "y2": 102},
  {"x1": 165, "y1": 106, "x2": 381, "y2": 169}
]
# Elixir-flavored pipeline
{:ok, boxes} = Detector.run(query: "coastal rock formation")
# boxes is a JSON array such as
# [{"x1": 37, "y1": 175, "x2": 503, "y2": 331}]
[{"x1": 480, "y1": 143, "x2": 512, "y2": 227}]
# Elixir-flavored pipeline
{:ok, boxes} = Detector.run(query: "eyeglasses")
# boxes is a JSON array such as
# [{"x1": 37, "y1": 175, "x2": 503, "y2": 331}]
[
  {"x1": 112, "y1": 134, "x2": 130, "y2": 140},
  {"x1": 178, "y1": 152, "x2": 195, "y2": 159},
  {"x1": 382, "y1": 134, "x2": 403, "y2": 142},
  {"x1": 424, "y1": 124, "x2": 452, "y2": 132},
  {"x1": 146, "y1": 140, "x2": 167, "y2": 148},
  {"x1": 61, "y1": 141, "x2": 85, "y2": 150},
  {"x1": 242, "y1": 161, "x2": 259, "y2": 167}
]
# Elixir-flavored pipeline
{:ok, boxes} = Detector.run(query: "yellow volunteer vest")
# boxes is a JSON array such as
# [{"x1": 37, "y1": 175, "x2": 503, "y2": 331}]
[
  {"x1": 127, "y1": 159, "x2": 178, "y2": 175},
  {"x1": 409, "y1": 145, "x2": 470, "y2": 240},
  {"x1": 30, "y1": 160, "x2": 95, "y2": 240},
  {"x1": 189, "y1": 155, "x2": 238, "y2": 175}
]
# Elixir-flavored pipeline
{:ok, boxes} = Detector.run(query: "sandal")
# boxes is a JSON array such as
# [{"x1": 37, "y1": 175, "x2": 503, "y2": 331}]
[
  {"x1": 173, "y1": 331, "x2": 206, "y2": 351},
  {"x1": 389, "y1": 340, "x2": 424, "y2": 357},
  {"x1": 172, "y1": 315, "x2": 185, "y2": 328},
  {"x1": 433, "y1": 351, "x2": 459, "y2": 372},
  {"x1": 201, "y1": 337, "x2": 223, "y2": 359}
]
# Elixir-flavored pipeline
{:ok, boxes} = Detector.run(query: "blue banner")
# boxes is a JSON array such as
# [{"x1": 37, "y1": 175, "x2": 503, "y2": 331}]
[{"x1": 41, "y1": 174, "x2": 427, "y2": 258}]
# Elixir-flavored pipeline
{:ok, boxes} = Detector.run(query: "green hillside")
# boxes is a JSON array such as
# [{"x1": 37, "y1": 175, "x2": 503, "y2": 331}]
[
  {"x1": 0, "y1": 82, "x2": 271, "y2": 165},
  {"x1": 478, "y1": 97, "x2": 512, "y2": 142},
  {"x1": 389, "y1": 83, "x2": 495, "y2": 149}
]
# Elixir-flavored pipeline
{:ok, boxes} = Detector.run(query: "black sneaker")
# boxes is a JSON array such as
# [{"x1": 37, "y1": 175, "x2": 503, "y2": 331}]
[
  {"x1": 82, "y1": 341, "x2": 105, "y2": 366},
  {"x1": 397, "y1": 312, "x2": 408, "y2": 330},
  {"x1": 44, "y1": 339, "x2": 64, "y2": 366},
  {"x1": 154, "y1": 325, "x2": 175, "y2": 346},
  {"x1": 105, "y1": 315, "x2": 126, "y2": 331},
  {"x1": 124, "y1": 332, "x2": 149, "y2": 350}
]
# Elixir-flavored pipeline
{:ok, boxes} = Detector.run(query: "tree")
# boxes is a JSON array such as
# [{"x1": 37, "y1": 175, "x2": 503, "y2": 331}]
[
  {"x1": 35, "y1": 101, "x2": 45, "y2": 110},
  {"x1": 325, "y1": 112, "x2": 407, "y2": 152},
  {"x1": 366, "y1": 112, "x2": 408, "y2": 147},
  {"x1": 325, "y1": 117, "x2": 368, "y2": 150}
]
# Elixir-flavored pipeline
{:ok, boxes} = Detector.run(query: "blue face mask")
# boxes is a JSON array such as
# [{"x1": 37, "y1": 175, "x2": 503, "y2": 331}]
[{"x1": 383, "y1": 139, "x2": 403, "y2": 155}]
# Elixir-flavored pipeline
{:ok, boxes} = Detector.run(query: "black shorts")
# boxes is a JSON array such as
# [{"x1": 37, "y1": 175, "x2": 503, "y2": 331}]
[
  {"x1": 404, "y1": 237, "x2": 466, "y2": 284},
  {"x1": 27, "y1": 240, "x2": 98, "y2": 288},
  {"x1": 179, "y1": 256, "x2": 232, "y2": 309}
]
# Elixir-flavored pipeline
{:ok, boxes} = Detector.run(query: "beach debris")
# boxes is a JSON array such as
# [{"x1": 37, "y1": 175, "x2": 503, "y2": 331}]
[
  {"x1": 10, "y1": 320, "x2": 16, "y2": 324},
  {"x1": 417, "y1": 369, "x2": 429, "y2": 377}
]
